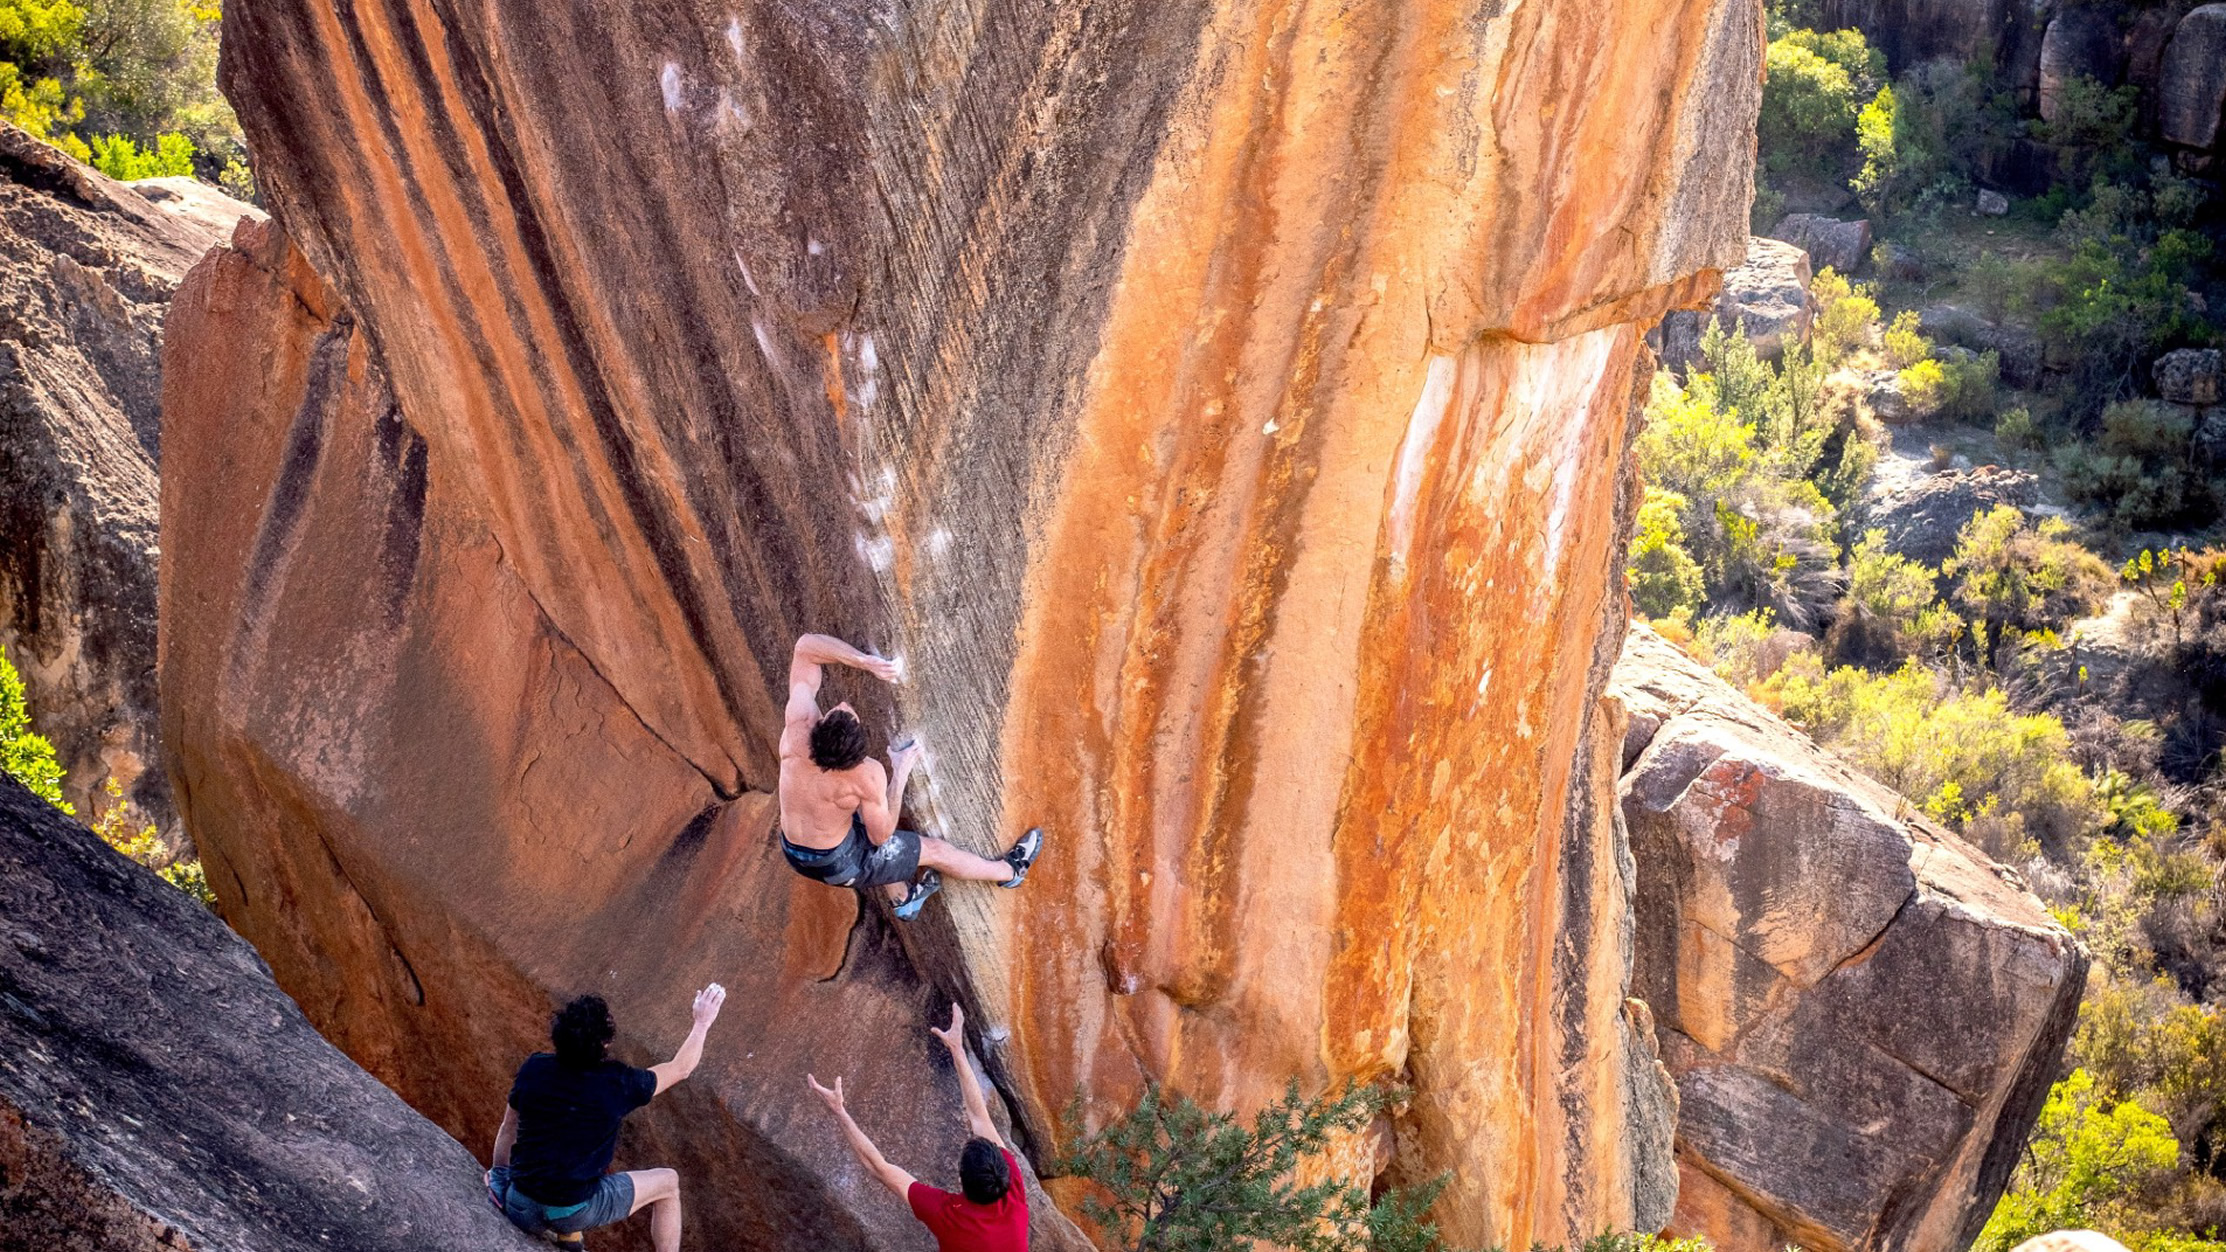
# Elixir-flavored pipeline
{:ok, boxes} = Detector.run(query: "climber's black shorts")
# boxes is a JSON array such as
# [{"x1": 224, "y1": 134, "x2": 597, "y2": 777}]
[{"x1": 782, "y1": 813, "x2": 922, "y2": 889}]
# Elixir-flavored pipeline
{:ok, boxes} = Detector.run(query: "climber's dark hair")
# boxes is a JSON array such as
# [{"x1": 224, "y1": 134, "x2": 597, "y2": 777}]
[
  {"x1": 958, "y1": 1137, "x2": 1009, "y2": 1205},
  {"x1": 551, "y1": 995, "x2": 616, "y2": 1069},
  {"x1": 810, "y1": 708, "x2": 869, "y2": 771}
]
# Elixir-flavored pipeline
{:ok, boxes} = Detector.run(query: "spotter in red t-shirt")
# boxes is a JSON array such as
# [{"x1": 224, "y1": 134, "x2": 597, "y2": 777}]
[{"x1": 907, "y1": 1147, "x2": 1029, "y2": 1252}]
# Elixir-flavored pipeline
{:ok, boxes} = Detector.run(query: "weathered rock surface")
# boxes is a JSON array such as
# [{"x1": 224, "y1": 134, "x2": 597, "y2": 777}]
[
  {"x1": 1920, "y1": 304, "x2": 2043, "y2": 388},
  {"x1": 1661, "y1": 236, "x2": 1815, "y2": 367},
  {"x1": 2158, "y1": 347, "x2": 2223, "y2": 406},
  {"x1": 0, "y1": 774, "x2": 541, "y2": 1252},
  {"x1": 2038, "y1": 8, "x2": 2127, "y2": 125},
  {"x1": 166, "y1": 1, "x2": 1765, "y2": 1247},
  {"x1": 1613, "y1": 625, "x2": 2087, "y2": 1252},
  {"x1": 2159, "y1": 5, "x2": 2226, "y2": 151},
  {"x1": 1860, "y1": 463, "x2": 2039, "y2": 566},
  {"x1": 0, "y1": 123, "x2": 256, "y2": 831},
  {"x1": 1815, "y1": 0, "x2": 2011, "y2": 69},
  {"x1": 2012, "y1": 1233, "x2": 2133, "y2": 1252},
  {"x1": 1771, "y1": 213, "x2": 1872, "y2": 275}
]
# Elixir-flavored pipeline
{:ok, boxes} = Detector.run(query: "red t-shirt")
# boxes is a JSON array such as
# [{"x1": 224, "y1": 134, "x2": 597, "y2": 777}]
[{"x1": 905, "y1": 1148, "x2": 1029, "y2": 1251}]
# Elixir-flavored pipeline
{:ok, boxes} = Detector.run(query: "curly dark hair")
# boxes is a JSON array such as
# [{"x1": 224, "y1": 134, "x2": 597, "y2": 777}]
[
  {"x1": 551, "y1": 995, "x2": 616, "y2": 1069},
  {"x1": 958, "y1": 1137, "x2": 1010, "y2": 1206},
  {"x1": 809, "y1": 708, "x2": 869, "y2": 771}
]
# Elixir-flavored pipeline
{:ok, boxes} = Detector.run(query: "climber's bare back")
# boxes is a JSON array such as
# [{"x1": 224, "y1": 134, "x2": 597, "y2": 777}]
[{"x1": 777, "y1": 732, "x2": 882, "y2": 852}]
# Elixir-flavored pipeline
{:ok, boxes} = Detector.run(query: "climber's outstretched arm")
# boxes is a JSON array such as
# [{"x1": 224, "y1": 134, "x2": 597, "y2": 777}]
[
  {"x1": 785, "y1": 635, "x2": 901, "y2": 754},
  {"x1": 807, "y1": 1075, "x2": 917, "y2": 1199},
  {"x1": 928, "y1": 1004, "x2": 1006, "y2": 1149}
]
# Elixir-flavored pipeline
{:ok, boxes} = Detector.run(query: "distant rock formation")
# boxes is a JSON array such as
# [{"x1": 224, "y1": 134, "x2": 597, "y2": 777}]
[
  {"x1": 1612, "y1": 625, "x2": 2087, "y2": 1252},
  {"x1": 0, "y1": 774, "x2": 539, "y2": 1252},
  {"x1": 162, "y1": 0, "x2": 1764, "y2": 1247},
  {"x1": 0, "y1": 123, "x2": 256, "y2": 832},
  {"x1": 1658, "y1": 236, "x2": 1816, "y2": 367}
]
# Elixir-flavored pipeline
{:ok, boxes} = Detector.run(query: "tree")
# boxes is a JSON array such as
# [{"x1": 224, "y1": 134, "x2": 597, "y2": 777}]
[
  {"x1": 0, "y1": 644, "x2": 70, "y2": 813},
  {"x1": 1055, "y1": 1081, "x2": 1458, "y2": 1252},
  {"x1": 1977, "y1": 1069, "x2": 2181, "y2": 1252},
  {"x1": 1629, "y1": 488, "x2": 1706, "y2": 623}
]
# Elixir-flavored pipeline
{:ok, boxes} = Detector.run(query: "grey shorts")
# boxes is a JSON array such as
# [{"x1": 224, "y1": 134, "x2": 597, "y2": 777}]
[
  {"x1": 492, "y1": 1165, "x2": 635, "y2": 1236},
  {"x1": 782, "y1": 812, "x2": 923, "y2": 889}
]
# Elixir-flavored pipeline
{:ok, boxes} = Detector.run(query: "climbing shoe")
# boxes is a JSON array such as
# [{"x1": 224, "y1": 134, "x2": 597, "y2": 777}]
[
  {"x1": 541, "y1": 1232, "x2": 585, "y2": 1249},
  {"x1": 893, "y1": 869, "x2": 943, "y2": 921},
  {"x1": 1000, "y1": 827, "x2": 1045, "y2": 889}
]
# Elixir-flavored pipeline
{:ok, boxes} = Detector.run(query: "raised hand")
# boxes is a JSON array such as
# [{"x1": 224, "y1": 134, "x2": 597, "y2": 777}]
[
  {"x1": 807, "y1": 1073, "x2": 847, "y2": 1115},
  {"x1": 928, "y1": 1003, "x2": 965, "y2": 1052},
  {"x1": 862, "y1": 654, "x2": 903, "y2": 684},
  {"x1": 692, "y1": 983, "x2": 727, "y2": 1028}
]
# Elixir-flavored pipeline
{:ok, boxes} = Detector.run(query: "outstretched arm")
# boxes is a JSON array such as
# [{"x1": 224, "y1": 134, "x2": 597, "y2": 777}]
[
  {"x1": 649, "y1": 984, "x2": 726, "y2": 1097},
  {"x1": 490, "y1": 1104, "x2": 519, "y2": 1172},
  {"x1": 784, "y1": 635, "x2": 903, "y2": 756},
  {"x1": 929, "y1": 1004, "x2": 1006, "y2": 1149},
  {"x1": 808, "y1": 1075, "x2": 918, "y2": 1199}
]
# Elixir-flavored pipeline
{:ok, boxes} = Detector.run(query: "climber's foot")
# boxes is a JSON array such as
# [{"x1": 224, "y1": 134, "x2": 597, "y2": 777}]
[
  {"x1": 999, "y1": 827, "x2": 1044, "y2": 889},
  {"x1": 893, "y1": 869, "x2": 942, "y2": 921},
  {"x1": 541, "y1": 1231, "x2": 584, "y2": 1249}
]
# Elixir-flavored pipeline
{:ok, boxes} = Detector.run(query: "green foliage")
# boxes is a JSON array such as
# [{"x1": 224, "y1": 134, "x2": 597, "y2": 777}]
[
  {"x1": 0, "y1": 645, "x2": 69, "y2": 814},
  {"x1": 1809, "y1": 268, "x2": 1880, "y2": 367},
  {"x1": 86, "y1": 126, "x2": 188, "y2": 177},
  {"x1": 2122, "y1": 547, "x2": 2219, "y2": 649},
  {"x1": 2060, "y1": 402, "x2": 2211, "y2": 530},
  {"x1": 1851, "y1": 84, "x2": 1899, "y2": 218},
  {"x1": 1978, "y1": 1070, "x2": 2182, "y2": 1252},
  {"x1": 1881, "y1": 310, "x2": 1930, "y2": 370},
  {"x1": 2034, "y1": 75, "x2": 2142, "y2": 185},
  {"x1": 1757, "y1": 28, "x2": 1880, "y2": 175},
  {"x1": 1057, "y1": 1081, "x2": 1460, "y2": 1252},
  {"x1": 1996, "y1": 405, "x2": 2037, "y2": 448},
  {"x1": 1897, "y1": 357, "x2": 1948, "y2": 419},
  {"x1": 89, "y1": 776, "x2": 213, "y2": 906},
  {"x1": 1944, "y1": 505, "x2": 2113, "y2": 647},
  {"x1": 1771, "y1": 656, "x2": 2100, "y2": 857},
  {"x1": 1629, "y1": 487, "x2": 1707, "y2": 623},
  {"x1": 0, "y1": 0, "x2": 84, "y2": 62},
  {"x1": 1831, "y1": 529, "x2": 1952, "y2": 663}
]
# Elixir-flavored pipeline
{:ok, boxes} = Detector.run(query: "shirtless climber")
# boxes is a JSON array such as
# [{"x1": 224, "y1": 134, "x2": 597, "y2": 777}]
[
  {"x1": 778, "y1": 633, "x2": 1043, "y2": 920},
  {"x1": 808, "y1": 1003, "x2": 1031, "y2": 1250}
]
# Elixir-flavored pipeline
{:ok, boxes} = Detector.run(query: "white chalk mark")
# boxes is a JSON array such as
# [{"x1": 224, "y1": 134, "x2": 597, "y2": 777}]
[
  {"x1": 856, "y1": 533, "x2": 894, "y2": 573},
  {"x1": 660, "y1": 62, "x2": 684, "y2": 113},
  {"x1": 807, "y1": 237, "x2": 825, "y2": 256},
  {"x1": 926, "y1": 528, "x2": 953, "y2": 558},
  {"x1": 1388, "y1": 354, "x2": 1457, "y2": 569},
  {"x1": 735, "y1": 253, "x2": 760, "y2": 296},
  {"x1": 725, "y1": 15, "x2": 746, "y2": 60}
]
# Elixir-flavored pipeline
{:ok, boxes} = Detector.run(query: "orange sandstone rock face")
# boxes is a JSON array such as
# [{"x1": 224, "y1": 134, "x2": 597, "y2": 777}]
[{"x1": 167, "y1": 1, "x2": 1760, "y2": 1247}]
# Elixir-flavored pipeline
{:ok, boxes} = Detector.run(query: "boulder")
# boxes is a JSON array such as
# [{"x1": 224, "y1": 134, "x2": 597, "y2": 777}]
[
  {"x1": 168, "y1": 0, "x2": 1768, "y2": 1246},
  {"x1": 1977, "y1": 187, "x2": 2011, "y2": 215},
  {"x1": 0, "y1": 124, "x2": 257, "y2": 832},
  {"x1": 1614, "y1": 625, "x2": 2087, "y2": 1252},
  {"x1": 2159, "y1": 5, "x2": 2226, "y2": 151},
  {"x1": 1771, "y1": 213, "x2": 1873, "y2": 274},
  {"x1": 0, "y1": 775, "x2": 540, "y2": 1252},
  {"x1": 2157, "y1": 348, "x2": 2223, "y2": 405},
  {"x1": 1874, "y1": 241, "x2": 1926, "y2": 282},
  {"x1": 1866, "y1": 368, "x2": 1917, "y2": 423},
  {"x1": 1921, "y1": 304, "x2": 2044, "y2": 388},
  {"x1": 1661, "y1": 236, "x2": 1815, "y2": 367},
  {"x1": 1813, "y1": 0, "x2": 2011, "y2": 70},
  {"x1": 1861, "y1": 464, "x2": 2041, "y2": 566},
  {"x1": 2038, "y1": 8, "x2": 2128, "y2": 126}
]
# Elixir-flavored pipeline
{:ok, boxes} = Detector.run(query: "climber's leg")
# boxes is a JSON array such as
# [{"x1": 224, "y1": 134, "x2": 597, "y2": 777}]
[
  {"x1": 917, "y1": 833, "x2": 1032, "y2": 884},
  {"x1": 621, "y1": 1168, "x2": 682, "y2": 1252}
]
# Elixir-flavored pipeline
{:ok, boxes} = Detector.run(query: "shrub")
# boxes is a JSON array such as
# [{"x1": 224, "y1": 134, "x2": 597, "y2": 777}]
[
  {"x1": 1898, "y1": 358, "x2": 1948, "y2": 419},
  {"x1": 1945, "y1": 505, "x2": 2114, "y2": 646},
  {"x1": 1810, "y1": 268, "x2": 1880, "y2": 366},
  {"x1": 0, "y1": 644, "x2": 68, "y2": 814},
  {"x1": 89, "y1": 777, "x2": 213, "y2": 906},
  {"x1": 1057, "y1": 1081, "x2": 1458, "y2": 1252},
  {"x1": 1851, "y1": 84, "x2": 1900, "y2": 218},
  {"x1": 1773, "y1": 656, "x2": 2100, "y2": 857},
  {"x1": 1831, "y1": 529, "x2": 1943, "y2": 664},
  {"x1": 1758, "y1": 29, "x2": 1881, "y2": 175},
  {"x1": 1882, "y1": 310, "x2": 1931, "y2": 369},
  {"x1": 87, "y1": 128, "x2": 191, "y2": 179},
  {"x1": 1629, "y1": 488, "x2": 1707, "y2": 623},
  {"x1": 2061, "y1": 402, "x2": 2210, "y2": 530},
  {"x1": 1996, "y1": 405, "x2": 2038, "y2": 448},
  {"x1": 1977, "y1": 1069, "x2": 2182, "y2": 1252}
]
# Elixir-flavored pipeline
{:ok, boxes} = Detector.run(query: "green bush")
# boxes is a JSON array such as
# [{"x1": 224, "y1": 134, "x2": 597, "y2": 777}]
[
  {"x1": 1978, "y1": 1069, "x2": 2183, "y2": 1252},
  {"x1": 1057, "y1": 1081, "x2": 1458, "y2": 1252},
  {"x1": 1882, "y1": 310, "x2": 1930, "y2": 369},
  {"x1": 2060, "y1": 402, "x2": 2210, "y2": 530},
  {"x1": 1629, "y1": 488, "x2": 1707, "y2": 623},
  {"x1": 87, "y1": 127, "x2": 190, "y2": 178},
  {"x1": 1898, "y1": 357, "x2": 1948, "y2": 419},
  {"x1": 0, "y1": 644, "x2": 68, "y2": 813},
  {"x1": 1758, "y1": 28, "x2": 1880, "y2": 175},
  {"x1": 1945, "y1": 505, "x2": 2113, "y2": 646},
  {"x1": 1831, "y1": 530, "x2": 1949, "y2": 663},
  {"x1": 1810, "y1": 268, "x2": 1880, "y2": 366}
]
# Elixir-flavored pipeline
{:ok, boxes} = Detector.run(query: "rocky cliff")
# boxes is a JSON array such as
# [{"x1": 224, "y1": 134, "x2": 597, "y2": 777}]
[
  {"x1": 0, "y1": 774, "x2": 541, "y2": 1252},
  {"x1": 163, "y1": 1, "x2": 1765, "y2": 1246},
  {"x1": 0, "y1": 124, "x2": 255, "y2": 831},
  {"x1": 1612, "y1": 625, "x2": 2086, "y2": 1252}
]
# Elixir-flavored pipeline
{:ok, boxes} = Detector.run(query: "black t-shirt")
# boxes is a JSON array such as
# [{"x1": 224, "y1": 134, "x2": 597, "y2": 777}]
[{"x1": 507, "y1": 1054, "x2": 658, "y2": 1206}]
